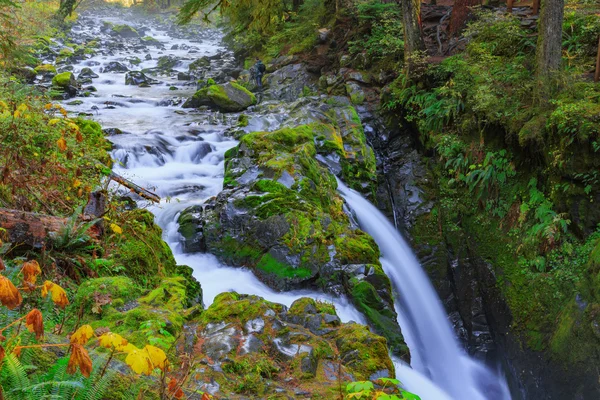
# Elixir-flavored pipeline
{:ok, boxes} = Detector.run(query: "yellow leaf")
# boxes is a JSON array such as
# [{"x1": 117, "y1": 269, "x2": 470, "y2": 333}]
[
  {"x1": 41, "y1": 280, "x2": 70, "y2": 308},
  {"x1": 98, "y1": 332, "x2": 129, "y2": 351},
  {"x1": 0, "y1": 275, "x2": 22, "y2": 310},
  {"x1": 110, "y1": 223, "x2": 123, "y2": 235},
  {"x1": 68, "y1": 122, "x2": 79, "y2": 131},
  {"x1": 73, "y1": 178, "x2": 82, "y2": 188},
  {"x1": 16, "y1": 104, "x2": 27, "y2": 113},
  {"x1": 0, "y1": 100, "x2": 7, "y2": 111},
  {"x1": 144, "y1": 345, "x2": 167, "y2": 371},
  {"x1": 44, "y1": 103, "x2": 53, "y2": 110},
  {"x1": 70, "y1": 324, "x2": 94, "y2": 345},
  {"x1": 122, "y1": 343, "x2": 138, "y2": 353},
  {"x1": 57, "y1": 137, "x2": 67, "y2": 152},
  {"x1": 125, "y1": 347, "x2": 154, "y2": 375},
  {"x1": 48, "y1": 118, "x2": 61, "y2": 126},
  {"x1": 13, "y1": 110, "x2": 21, "y2": 118}
]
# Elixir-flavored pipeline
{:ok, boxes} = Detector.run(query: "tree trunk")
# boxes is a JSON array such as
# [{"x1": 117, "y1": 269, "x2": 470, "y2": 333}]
[
  {"x1": 449, "y1": 0, "x2": 481, "y2": 36},
  {"x1": 400, "y1": 0, "x2": 426, "y2": 69},
  {"x1": 507, "y1": 0, "x2": 514, "y2": 14},
  {"x1": 0, "y1": 208, "x2": 68, "y2": 249},
  {"x1": 595, "y1": 35, "x2": 600, "y2": 82},
  {"x1": 535, "y1": 0, "x2": 564, "y2": 102}
]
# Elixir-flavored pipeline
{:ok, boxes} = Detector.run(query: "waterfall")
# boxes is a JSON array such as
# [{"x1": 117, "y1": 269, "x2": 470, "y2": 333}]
[{"x1": 338, "y1": 181, "x2": 511, "y2": 400}]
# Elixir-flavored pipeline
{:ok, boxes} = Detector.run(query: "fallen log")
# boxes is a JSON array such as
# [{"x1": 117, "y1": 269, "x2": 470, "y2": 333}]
[
  {"x1": 109, "y1": 172, "x2": 160, "y2": 203},
  {"x1": 0, "y1": 208, "x2": 68, "y2": 249}
]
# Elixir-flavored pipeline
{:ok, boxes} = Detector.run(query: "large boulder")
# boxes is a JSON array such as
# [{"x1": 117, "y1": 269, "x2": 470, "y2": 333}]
[
  {"x1": 51, "y1": 71, "x2": 78, "y2": 97},
  {"x1": 177, "y1": 102, "x2": 405, "y2": 356},
  {"x1": 125, "y1": 71, "x2": 155, "y2": 86},
  {"x1": 179, "y1": 293, "x2": 395, "y2": 398},
  {"x1": 182, "y1": 82, "x2": 256, "y2": 112},
  {"x1": 111, "y1": 24, "x2": 139, "y2": 38},
  {"x1": 102, "y1": 61, "x2": 129, "y2": 73}
]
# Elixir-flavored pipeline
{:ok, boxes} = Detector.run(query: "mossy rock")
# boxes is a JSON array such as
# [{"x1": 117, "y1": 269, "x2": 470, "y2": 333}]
[
  {"x1": 106, "y1": 209, "x2": 177, "y2": 286},
  {"x1": 182, "y1": 82, "x2": 256, "y2": 112},
  {"x1": 34, "y1": 64, "x2": 56, "y2": 75},
  {"x1": 112, "y1": 24, "x2": 139, "y2": 38},
  {"x1": 51, "y1": 71, "x2": 76, "y2": 88},
  {"x1": 195, "y1": 121, "x2": 404, "y2": 356},
  {"x1": 74, "y1": 276, "x2": 141, "y2": 314},
  {"x1": 180, "y1": 292, "x2": 396, "y2": 397}
]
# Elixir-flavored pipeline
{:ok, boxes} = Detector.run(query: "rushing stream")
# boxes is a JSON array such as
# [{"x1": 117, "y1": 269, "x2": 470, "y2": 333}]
[{"x1": 59, "y1": 7, "x2": 510, "y2": 399}]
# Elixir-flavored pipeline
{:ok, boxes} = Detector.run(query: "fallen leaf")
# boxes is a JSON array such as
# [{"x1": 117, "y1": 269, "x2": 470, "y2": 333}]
[
  {"x1": 25, "y1": 309, "x2": 44, "y2": 340},
  {"x1": 70, "y1": 324, "x2": 94, "y2": 345},
  {"x1": 110, "y1": 223, "x2": 123, "y2": 234},
  {"x1": 21, "y1": 260, "x2": 42, "y2": 289},
  {"x1": 67, "y1": 344, "x2": 92, "y2": 378},
  {"x1": 0, "y1": 257, "x2": 5, "y2": 272},
  {"x1": 57, "y1": 137, "x2": 67, "y2": 152},
  {"x1": 0, "y1": 275, "x2": 22, "y2": 309},
  {"x1": 48, "y1": 118, "x2": 61, "y2": 126},
  {"x1": 168, "y1": 378, "x2": 184, "y2": 399},
  {"x1": 76, "y1": 130, "x2": 83, "y2": 142},
  {"x1": 0, "y1": 344, "x2": 4, "y2": 362},
  {"x1": 41, "y1": 281, "x2": 69, "y2": 308}
]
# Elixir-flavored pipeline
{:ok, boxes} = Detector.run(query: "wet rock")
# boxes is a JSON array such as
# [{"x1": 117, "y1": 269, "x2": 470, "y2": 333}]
[
  {"x1": 51, "y1": 71, "x2": 79, "y2": 97},
  {"x1": 346, "y1": 82, "x2": 366, "y2": 105},
  {"x1": 182, "y1": 82, "x2": 256, "y2": 112},
  {"x1": 261, "y1": 63, "x2": 319, "y2": 102},
  {"x1": 177, "y1": 72, "x2": 191, "y2": 80},
  {"x1": 111, "y1": 24, "x2": 139, "y2": 38},
  {"x1": 102, "y1": 61, "x2": 128, "y2": 73},
  {"x1": 78, "y1": 67, "x2": 99, "y2": 79},
  {"x1": 125, "y1": 71, "x2": 154, "y2": 86},
  {"x1": 177, "y1": 205, "x2": 206, "y2": 253},
  {"x1": 156, "y1": 54, "x2": 181, "y2": 70}
]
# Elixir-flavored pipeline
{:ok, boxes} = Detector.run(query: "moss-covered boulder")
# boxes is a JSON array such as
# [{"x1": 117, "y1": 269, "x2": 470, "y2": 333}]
[
  {"x1": 111, "y1": 24, "x2": 139, "y2": 38},
  {"x1": 34, "y1": 64, "x2": 56, "y2": 75},
  {"x1": 52, "y1": 71, "x2": 77, "y2": 89},
  {"x1": 177, "y1": 109, "x2": 405, "y2": 357},
  {"x1": 182, "y1": 82, "x2": 256, "y2": 112},
  {"x1": 75, "y1": 275, "x2": 200, "y2": 349},
  {"x1": 178, "y1": 293, "x2": 395, "y2": 398},
  {"x1": 105, "y1": 209, "x2": 177, "y2": 286}
]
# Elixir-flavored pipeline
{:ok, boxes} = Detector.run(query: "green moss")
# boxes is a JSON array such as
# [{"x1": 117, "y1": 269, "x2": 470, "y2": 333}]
[
  {"x1": 74, "y1": 276, "x2": 141, "y2": 315},
  {"x1": 112, "y1": 24, "x2": 138, "y2": 36},
  {"x1": 34, "y1": 64, "x2": 56, "y2": 74},
  {"x1": 349, "y1": 280, "x2": 407, "y2": 357},
  {"x1": 51, "y1": 72, "x2": 73, "y2": 88},
  {"x1": 335, "y1": 324, "x2": 395, "y2": 381},
  {"x1": 201, "y1": 292, "x2": 283, "y2": 324},
  {"x1": 107, "y1": 209, "x2": 177, "y2": 286},
  {"x1": 256, "y1": 253, "x2": 312, "y2": 279}
]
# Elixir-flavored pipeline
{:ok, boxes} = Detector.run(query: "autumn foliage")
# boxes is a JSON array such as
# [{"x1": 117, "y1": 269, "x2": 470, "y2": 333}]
[{"x1": 0, "y1": 258, "x2": 171, "y2": 384}]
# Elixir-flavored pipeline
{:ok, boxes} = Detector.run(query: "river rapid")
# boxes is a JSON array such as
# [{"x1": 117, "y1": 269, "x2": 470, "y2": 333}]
[{"x1": 56, "y1": 6, "x2": 511, "y2": 399}]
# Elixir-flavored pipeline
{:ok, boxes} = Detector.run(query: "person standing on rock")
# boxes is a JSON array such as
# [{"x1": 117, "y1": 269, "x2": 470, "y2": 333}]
[{"x1": 254, "y1": 58, "x2": 265, "y2": 90}]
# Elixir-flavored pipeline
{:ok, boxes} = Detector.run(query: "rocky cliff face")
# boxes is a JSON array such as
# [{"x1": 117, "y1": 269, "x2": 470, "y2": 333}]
[{"x1": 366, "y1": 113, "x2": 600, "y2": 400}]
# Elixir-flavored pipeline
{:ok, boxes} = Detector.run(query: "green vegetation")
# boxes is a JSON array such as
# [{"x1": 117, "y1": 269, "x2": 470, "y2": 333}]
[{"x1": 383, "y1": 6, "x2": 600, "y2": 370}]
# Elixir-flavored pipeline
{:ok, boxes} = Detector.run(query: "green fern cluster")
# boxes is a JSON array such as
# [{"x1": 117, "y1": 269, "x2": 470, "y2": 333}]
[{"x1": 0, "y1": 352, "x2": 112, "y2": 400}]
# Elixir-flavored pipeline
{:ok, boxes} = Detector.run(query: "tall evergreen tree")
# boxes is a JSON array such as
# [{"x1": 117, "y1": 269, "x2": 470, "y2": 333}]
[
  {"x1": 399, "y1": 0, "x2": 425, "y2": 73},
  {"x1": 535, "y1": 0, "x2": 564, "y2": 101}
]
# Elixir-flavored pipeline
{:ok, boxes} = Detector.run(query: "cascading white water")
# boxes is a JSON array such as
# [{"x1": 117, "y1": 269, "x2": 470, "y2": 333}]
[
  {"x1": 64, "y1": 9, "x2": 511, "y2": 399},
  {"x1": 338, "y1": 181, "x2": 511, "y2": 400}
]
